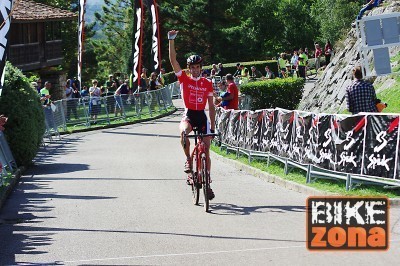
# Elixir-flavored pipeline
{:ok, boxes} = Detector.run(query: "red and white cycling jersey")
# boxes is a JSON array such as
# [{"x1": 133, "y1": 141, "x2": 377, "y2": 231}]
[{"x1": 176, "y1": 71, "x2": 213, "y2": 110}]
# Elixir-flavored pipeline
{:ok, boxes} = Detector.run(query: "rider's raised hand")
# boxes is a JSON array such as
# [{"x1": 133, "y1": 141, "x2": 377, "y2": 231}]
[{"x1": 168, "y1": 30, "x2": 178, "y2": 40}]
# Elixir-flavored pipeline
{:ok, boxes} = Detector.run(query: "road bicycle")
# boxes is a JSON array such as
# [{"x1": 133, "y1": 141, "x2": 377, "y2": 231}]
[{"x1": 183, "y1": 128, "x2": 219, "y2": 212}]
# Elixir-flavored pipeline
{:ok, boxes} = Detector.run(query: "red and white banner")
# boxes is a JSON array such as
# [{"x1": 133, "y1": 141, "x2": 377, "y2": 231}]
[
  {"x1": 150, "y1": 0, "x2": 161, "y2": 72},
  {"x1": 132, "y1": 0, "x2": 144, "y2": 91},
  {"x1": 77, "y1": 0, "x2": 86, "y2": 87},
  {"x1": 0, "y1": 0, "x2": 13, "y2": 92}
]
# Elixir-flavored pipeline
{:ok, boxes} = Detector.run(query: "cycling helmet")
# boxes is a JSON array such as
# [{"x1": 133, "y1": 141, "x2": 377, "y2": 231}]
[{"x1": 187, "y1": 54, "x2": 203, "y2": 66}]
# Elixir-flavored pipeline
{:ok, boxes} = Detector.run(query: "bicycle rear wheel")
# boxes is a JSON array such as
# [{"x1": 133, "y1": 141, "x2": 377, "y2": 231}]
[
  {"x1": 191, "y1": 171, "x2": 200, "y2": 205},
  {"x1": 201, "y1": 156, "x2": 210, "y2": 212}
]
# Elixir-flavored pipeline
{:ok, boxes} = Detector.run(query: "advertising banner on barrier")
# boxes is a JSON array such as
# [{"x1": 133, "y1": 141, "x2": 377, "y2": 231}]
[
  {"x1": 270, "y1": 109, "x2": 295, "y2": 157},
  {"x1": 238, "y1": 111, "x2": 248, "y2": 149},
  {"x1": 334, "y1": 115, "x2": 366, "y2": 175},
  {"x1": 316, "y1": 115, "x2": 336, "y2": 170},
  {"x1": 301, "y1": 113, "x2": 319, "y2": 164},
  {"x1": 226, "y1": 110, "x2": 240, "y2": 147},
  {"x1": 290, "y1": 112, "x2": 305, "y2": 163},
  {"x1": 245, "y1": 110, "x2": 263, "y2": 151},
  {"x1": 363, "y1": 115, "x2": 399, "y2": 179},
  {"x1": 216, "y1": 108, "x2": 231, "y2": 144},
  {"x1": 259, "y1": 109, "x2": 274, "y2": 152}
]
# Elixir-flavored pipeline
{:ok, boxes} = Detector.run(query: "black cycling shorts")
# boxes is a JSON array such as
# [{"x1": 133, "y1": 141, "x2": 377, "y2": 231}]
[{"x1": 182, "y1": 109, "x2": 209, "y2": 134}]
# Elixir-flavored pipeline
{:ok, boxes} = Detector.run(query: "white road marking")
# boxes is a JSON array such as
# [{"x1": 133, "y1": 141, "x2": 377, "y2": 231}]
[{"x1": 61, "y1": 245, "x2": 304, "y2": 263}]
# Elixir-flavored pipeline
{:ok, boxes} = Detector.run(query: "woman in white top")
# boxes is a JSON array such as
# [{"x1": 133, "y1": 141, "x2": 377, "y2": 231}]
[
  {"x1": 290, "y1": 51, "x2": 299, "y2": 76},
  {"x1": 89, "y1": 79, "x2": 101, "y2": 123}
]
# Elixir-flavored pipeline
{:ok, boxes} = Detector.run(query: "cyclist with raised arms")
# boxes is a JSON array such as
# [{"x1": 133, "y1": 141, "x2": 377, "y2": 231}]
[{"x1": 168, "y1": 30, "x2": 216, "y2": 200}]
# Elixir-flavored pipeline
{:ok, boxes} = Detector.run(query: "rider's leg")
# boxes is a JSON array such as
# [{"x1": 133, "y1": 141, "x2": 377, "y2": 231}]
[{"x1": 180, "y1": 120, "x2": 192, "y2": 173}]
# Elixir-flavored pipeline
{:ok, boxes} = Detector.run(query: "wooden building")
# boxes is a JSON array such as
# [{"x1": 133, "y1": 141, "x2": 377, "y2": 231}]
[{"x1": 8, "y1": 0, "x2": 76, "y2": 71}]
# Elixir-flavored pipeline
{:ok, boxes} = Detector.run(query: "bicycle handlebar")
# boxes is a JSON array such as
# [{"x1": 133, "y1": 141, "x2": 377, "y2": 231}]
[{"x1": 186, "y1": 132, "x2": 220, "y2": 139}]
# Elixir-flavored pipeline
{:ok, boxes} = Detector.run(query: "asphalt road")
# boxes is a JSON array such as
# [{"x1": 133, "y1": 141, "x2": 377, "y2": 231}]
[{"x1": 0, "y1": 100, "x2": 399, "y2": 265}]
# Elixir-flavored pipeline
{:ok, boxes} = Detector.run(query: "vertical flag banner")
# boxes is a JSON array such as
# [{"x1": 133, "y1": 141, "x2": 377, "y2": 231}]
[
  {"x1": 150, "y1": 0, "x2": 161, "y2": 72},
  {"x1": 363, "y1": 115, "x2": 399, "y2": 179},
  {"x1": 132, "y1": 0, "x2": 144, "y2": 91},
  {"x1": 334, "y1": 115, "x2": 366, "y2": 175},
  {"x1": 77, "y1": 0, "x2": 86, "y2": 87},
  {"x1": 0, "y1": 0, "x2": 13, "y2": 92}
]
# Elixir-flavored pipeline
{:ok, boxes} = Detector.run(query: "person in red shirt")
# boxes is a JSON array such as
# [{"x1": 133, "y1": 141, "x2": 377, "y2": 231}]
[
  {"x1": 314, "y1": 43, "x2": 322, "y2": 71},
  {"x1": 168, "y1": 30, "x2": 216, "y2": 199},
  {"x1": 216, "y1": 74, "x2": 239, "y2": 110}
]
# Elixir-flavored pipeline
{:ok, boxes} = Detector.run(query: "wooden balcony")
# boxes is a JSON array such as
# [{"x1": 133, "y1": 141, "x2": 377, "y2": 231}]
[{"x1": 9, "y1": 40, "x2": 63, "y2": 71}]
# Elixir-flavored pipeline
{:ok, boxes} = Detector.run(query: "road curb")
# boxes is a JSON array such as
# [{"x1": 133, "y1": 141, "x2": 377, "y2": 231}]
[{"x1": 211, "y1": 152, "x2": 400, "y2": 207}]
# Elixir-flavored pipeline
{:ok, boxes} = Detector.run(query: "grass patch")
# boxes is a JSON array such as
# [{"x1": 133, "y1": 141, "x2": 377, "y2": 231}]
[
  {"x1": 0, "y1": 172, "x2": 14, "y2": 194},
  {"x1": 377, "y1": 84, "x2": 400, "y2": 113},
  {"x1": 211, "y1": 144, "x2": 400, "y2": 198}
]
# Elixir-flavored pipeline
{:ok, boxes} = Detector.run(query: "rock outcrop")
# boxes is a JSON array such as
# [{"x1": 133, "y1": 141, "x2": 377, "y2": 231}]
[{"x1": 298, "y1": 0, "x2": 400, "y2": 113}]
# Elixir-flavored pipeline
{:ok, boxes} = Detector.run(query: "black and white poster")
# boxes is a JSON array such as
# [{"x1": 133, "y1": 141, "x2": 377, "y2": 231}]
[
  {"x1": 216, "y1": 108, "x2": 231, "y2": 144},
  {"x1": 245, "y1": 110, "x2": 263, "y2": 150},
  {"x1": 270, "y1": 109, "x2": 294, "y2": 158},
  {"x1": 226, "y1": 110, "x2": 240, "y2": 147},
  {"x1": 302, "y1": 113, "x2": 319, "y2": 164},
  {"x1": 334, "y1": 115, "x2": 366, "y2": 174},
  {"x1": 363, "y1": 115, "x2": 399, "y2": 179},
  {"x1": 259, "y1": 110, "x2": 274, "y2": 152},
  {"x1": 316, "y1": 115, "x2": 336, "y2": 170},
  {"x1": 238, "y1": 111, "x2": 248, "y2": 149}
]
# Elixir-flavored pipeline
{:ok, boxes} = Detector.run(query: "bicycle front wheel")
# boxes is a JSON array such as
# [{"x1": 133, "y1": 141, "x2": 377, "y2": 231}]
[{"x1": 201, "y1": 156, "x2": 210, "y2": 212}]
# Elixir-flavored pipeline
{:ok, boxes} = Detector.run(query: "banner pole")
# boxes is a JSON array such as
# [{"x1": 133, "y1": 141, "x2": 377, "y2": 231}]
[{"x1": 394, "y1": 115, "x2": 400, "y2": 179}]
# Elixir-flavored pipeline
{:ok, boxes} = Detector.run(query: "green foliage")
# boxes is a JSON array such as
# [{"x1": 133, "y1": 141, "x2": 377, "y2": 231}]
[
  {"x1": 311, "y1": 0, "x2": 361, "y2": 45},
  {"x1": 240, "y1": 77, "x2": 305, "y2": 110},
  {"x1": 0, "y1": 63, "x2": 45, "y2": 166}
]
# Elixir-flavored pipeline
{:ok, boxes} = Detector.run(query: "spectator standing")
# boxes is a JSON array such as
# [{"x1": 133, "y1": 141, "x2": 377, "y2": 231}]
[
  {"x1": 89, "y1": 79, "x2": 101, "y2": 123},
  {"x1": 278, "y1": 53, "x2": 287, "y2": 78},
  {"x1": 346, "y1": 66, "x2": 378, "y2": 114},
  {"x1": 215, "y1": 74, "x2": 239, "y2": 110},
  {"x1": 65, "y1": 79, "x2": 78, "y2": 121},
  {"x1": 72, "y1": 77, "x2": 81, "y2": 98},
  {"x1": 216, "y1": 63, "x2": 225, "y2": 77},
  {"x1": 114, "y1": 79, "x2": 130, "y2": 117},
  {"x1": 40, "y1": 81, "x2": 56, "y2": 130},
  {"x1": 158, "y1": 68, "x2": 166, "y2": 86},
  {"x1": 240, "y1": 65, "x2": 249, "y2": 84},
  {"x1": 297, "y1": 48, "x2": 308, "y2": 80},
  {"x1": 81, "y1": 86, "x2": 89, "y2": 98},
  {"x1": 324, "y1": 40, "x2": 333, "y2": 66},
  {"x1": 214, "y1": 81, "x2": 230, "y2": 108},
  {"x1": 314, "y1": 43, "x2": 322, "y2": 71},
  {"x1": 290, "y1": 51, "x2": 299, "y2": 76},
  {"x1": 35, "y1": 79, "x2": 42, "y2": 94}
]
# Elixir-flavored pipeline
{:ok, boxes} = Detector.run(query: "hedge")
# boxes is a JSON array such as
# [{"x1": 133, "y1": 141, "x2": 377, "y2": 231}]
[
  {"x1": 0, "y1": 62, "x2": 45, "y2": 166},
  {"x1": 163, "y1": 60, "x2": 279, "y2": 84},
  {"x1": 239, "y1": 77, "x2": 305, "y2": 110}
]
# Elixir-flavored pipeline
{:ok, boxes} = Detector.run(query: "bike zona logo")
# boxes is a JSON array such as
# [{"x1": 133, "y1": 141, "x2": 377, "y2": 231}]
[{"x1": 306, "y1": 196, "x2": 389, "y2": 251}]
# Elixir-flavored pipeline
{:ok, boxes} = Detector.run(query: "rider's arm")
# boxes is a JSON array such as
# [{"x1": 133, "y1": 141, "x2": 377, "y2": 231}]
[
  {"x1": 208, "y1": 95, "x2": 216, "y2": 131},
  {"x1": 168, "y1": 30, "x2": 182, "y2": 74}
]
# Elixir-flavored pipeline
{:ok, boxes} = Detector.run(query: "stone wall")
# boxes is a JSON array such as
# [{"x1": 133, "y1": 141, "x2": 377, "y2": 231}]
[{"x1": 298, "y1": 0, "x2": 400, "y2": 113}]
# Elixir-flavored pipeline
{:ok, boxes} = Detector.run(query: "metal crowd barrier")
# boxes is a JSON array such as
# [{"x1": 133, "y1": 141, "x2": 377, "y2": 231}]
[
  {"x1": 43, "y1": 86, "x2": 174, "y2": 137},
  {"x1": 0, "y1": 132, "x2": 16, "y2": 187}
]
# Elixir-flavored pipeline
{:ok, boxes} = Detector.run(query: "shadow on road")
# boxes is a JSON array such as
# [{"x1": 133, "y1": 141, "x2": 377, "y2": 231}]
[
  {"x1": 0, "y1": 137, "x2": 117, "y2": 265},
  {"x1": 209, "y1": 203, "x2": 305, "y2": 216},
  {"x1": 101, "y1": 130, "x2": 180, "y2": 139}
]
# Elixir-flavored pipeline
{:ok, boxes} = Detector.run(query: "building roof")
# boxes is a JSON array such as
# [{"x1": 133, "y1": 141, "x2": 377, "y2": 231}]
[{"x1": 12, "y1": 0, "x2": 77, "y2": 22}]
